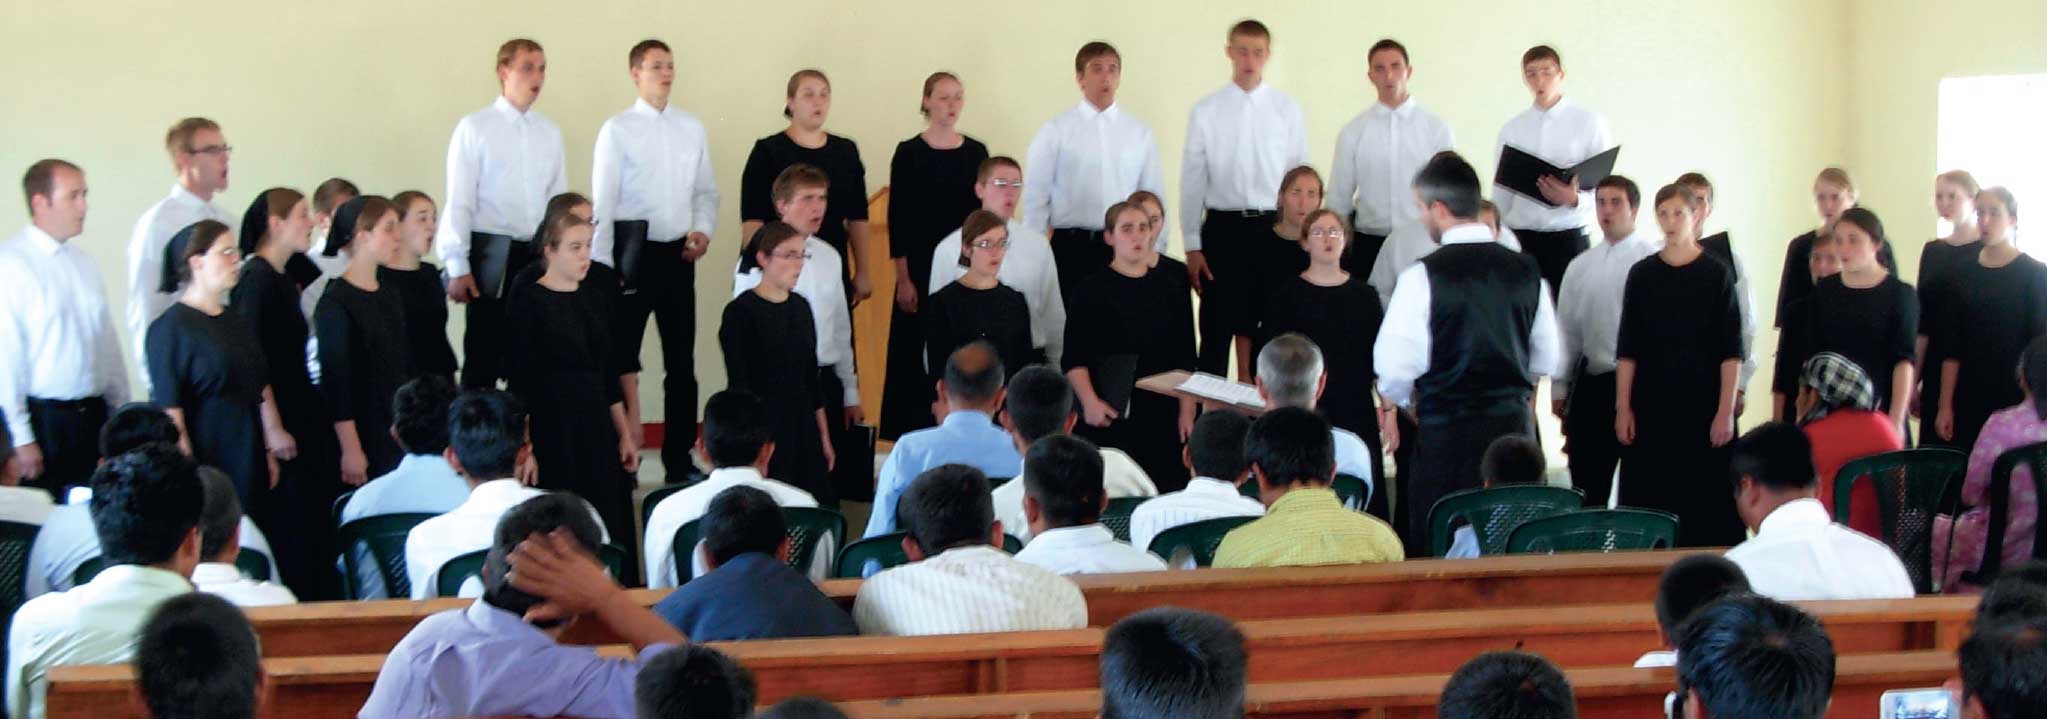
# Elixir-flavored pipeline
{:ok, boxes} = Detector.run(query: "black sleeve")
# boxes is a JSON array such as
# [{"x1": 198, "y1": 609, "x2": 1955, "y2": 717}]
[
  {"x1": 836, "y1": 139, "x2": 871, "y2": 222},
  {"x1": 144, "y1": 315, "x2": 185, "y2": 409},
  {"x1": 1362, "y1": 286, "x2": 1387, "y2": 380},
  {"x1": 501, "y1": 290, "x2": 536, "y2": 394},
  {"x1": 1775, "y1": 236, "x2": 1808, "y2": 328},
  {"x1": 1168, "y1": 274, "x2": 1198, "y2": 372},
  {"x1": 922, "y1": 290, "x2": 951, "y2": 383},
  {"x1": 2028, "y1": 263, "x2": 2047, "y2": 339},
  {"x1": 1062, "y1": 282, "x2": 1100, "y2": 373},
  {"x1": 1002, "y1": 291, "x2": 1035, "y2": 374},
  {"x1": 592, "y1": 300, "x2": 623, "y2": 406},
  {"x1": 719, "y1": 300, "x2": 755, "y2": 391},
  {"x1": 887, "y1": 142, "x2": 918, "y2": 260},
  {"x1": 1615, "y1": 266, "x2": 1647, "y2": 362},
  {"x1": 1713, "y1": 267, "x2": 1744, "y2": 362},
  {"x1": 739, "y1": 140, "x2": 777, "y2": 223},
  {"x1": 1891, "y1": 281, "x2": 1921, "y2": 365},
  {"x1": 1773, "y1": 302, "x2": 1807, "y2": 396},
  {"x1": 793, "y1": 298, "x2": 825, "y2": 411},
  {"x1": 313, "y1": 298, "x2": 355, "y2": 422}
]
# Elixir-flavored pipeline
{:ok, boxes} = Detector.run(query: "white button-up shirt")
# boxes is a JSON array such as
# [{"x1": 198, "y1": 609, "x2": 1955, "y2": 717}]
[
  {"x1": 1327, "y1": 98, "x2": 1456, "y2": 235},
  {"x1": 402, "y1": 479, "x2": 609, "y2": 600},
  {"x1": 731, "y1": 236, "x2": 859, "y2": 406},
  {"x1": 1366, "y1": 222, "x2": 1522, "y2": 307},
  {"x1": 125, "y1": 185, "x2": 230, "y2": 386},
  {"x1": 852, "y1": 545, "x2": 1088, "y2": 636},
  {"x1": 1, "y1": 225, "x2": 130, "y2": 445},
  {"x1": 642, "y1": 466, "x2": 819, "y2": 589},
  {"x1": 590, "y1": 98, "x2": 720, "y2": 265},
  {"x1": 436, "y1": 97, "x2": 569, "y2": 278},
  {"x1": 1179, "y1": 82, "x2": 1309, "y2": 251},
  {"x1": 1127, "y1": 476, "x2": 1267, "y2": 556},
  {"x1": 994, "y1": 447, "x2": 1157, "y2": 544},
  {"x1": 1021, "y1": 101, "x2": 1164, "y2": 235},
  {"x1": 1493, "y1": 98, "x2": 1614, "y2": 232},
  {"x1": 1555, "y1": 229, "x2": 1663, "y2": 398},
  {"x1": 1013, "y1": 523, "x2": 1166, "y2": 575},
  {"x1": 929, "y1": 219, "x2": 1067, "y2": 366},
  {"x1": 26, "y1": 505, "x2": 278, "y2": 600},
  {"x1": 191, "y1": 561, "x2": 298, "y2": 607},
  {"x1": 7, "y1": 564, "x2": 191, "y2": 719},
  {"x1": 1724, "y1": 498, "x2": 1916, "y2": 601},
  {"x1": 1375, "y1": 223, "x2": 1563, "y2": 410}
]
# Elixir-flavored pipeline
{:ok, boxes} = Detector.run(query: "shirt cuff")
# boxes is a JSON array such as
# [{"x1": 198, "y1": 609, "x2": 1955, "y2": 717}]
[
  {"x1": 442, "y1": 256, "x2": 472, "y2": 278},
  {"x1": 1184, "y1": 233, "x2": 1204, "y2": 253},
  {"x1": 6, "y1": 415, "x2": 31, "y2": 447}
]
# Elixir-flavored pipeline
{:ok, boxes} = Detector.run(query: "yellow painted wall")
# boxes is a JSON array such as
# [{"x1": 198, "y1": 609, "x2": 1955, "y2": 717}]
[{"x1": 1, "y1": 0, "x2": 1864, "y2": 431}]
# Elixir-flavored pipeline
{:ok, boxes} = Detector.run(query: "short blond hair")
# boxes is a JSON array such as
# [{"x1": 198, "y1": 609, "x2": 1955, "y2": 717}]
[
  {"x1": 496, "y1": 38, "x2": 543, "y2": 68},
  {"x1": 164, "y1": 117, "x2": 220, "y2": 156}
]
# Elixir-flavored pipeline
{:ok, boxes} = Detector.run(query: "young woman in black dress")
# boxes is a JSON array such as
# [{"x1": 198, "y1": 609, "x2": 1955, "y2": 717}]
[
  {"x1": 314, "y1": 196, "x2": 413, "y2": 485},
  {"x1": 1262, "y1": 208, "x2": 1389, "y2": 457},
  {"x1": 1238, "y1": 166, "x2": 1322, "y2": 376},
  {"x1": 1803, "y1": 206, "x2": 1919, "y2": 435},
  {"x1": 1775, "y1": 167, "x2": 1898, "y2": 328},
  {"x1": 381, "y1": 191, "x2": 457, "y2": 380},
  {"x1": 1937, "y1": 188, "x2": 2045, "y2": 451},
  {"x1": 1916, "y1": 170, "x2": 1982, "y2": 446},
  {"x1": 740, "y1": 69, "x2": 873, "y2": 305},
  {"x1": 1064, "y1": 201, "x2": 1198, "y2": 491},
  {"x1": 721, "y1": 222, "x2": 835, "y2": 501},
  {"x1": 880, "y1": 71, "x2": 990, "y2": 439},
  {"x1": 924, "y1": 210, "x2": 1034, "y2": 382},
  {"x1": 1614, "y1": 185, "x2": 1745, "y2": 546}
]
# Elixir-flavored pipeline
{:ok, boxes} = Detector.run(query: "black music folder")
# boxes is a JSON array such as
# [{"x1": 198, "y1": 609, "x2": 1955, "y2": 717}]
[
  {"x1": 469, "y1": 232, "x2": 517, "y2": 299},
  {"x1": 612, "y1": 220, "x2": 649, "y2": 295},
  {"x1": 1496, "y1": 145, "x2": 1621, "y2": 208},
  {"x1": 1095, "y1": 354, "x2": 1140, "y2": 417}
]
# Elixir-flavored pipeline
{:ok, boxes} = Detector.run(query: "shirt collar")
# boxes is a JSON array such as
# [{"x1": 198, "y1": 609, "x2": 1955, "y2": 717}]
[
  {"x1": 707, "y1": 466, "x2": 768, "y2": 485},
  {"x1": 631, "y1": 97, "x2": 667, "y2": 117},
  {"x1": 169, "y1": 182, "x2": 210, "y2": 209},
  {"x1": 465, "y1": 478, "x2": 528, "y2": 505},
  {"x1": 1757, "y1": 498, "x2": 1831, "y2": 535},
  {"x1": 1028, "y1": 523, "x2": 1115, "y2": 549},
  {"x1": 190, "y1": 562, "x2": 244, "y2": 585},
  {"x1": 1229, "y1": 81, "x2": 1269, "y2": 100},
  {"x1": 1186, "y1": 477, "x2": 1245, "y2": 495},
  {"x1": 87, "y1": 564, "x2": 195, "y2": 592},
  {"x1": 929, "y1": 544, "x2": 1011, "y2": 565},
  {"x1": 466, "y1": 598, "x2": 556, "y2": 643},
  {"x1": 1534, "y1": 97, "x2": 1574, "y2": 116},
  {"x1": 1267, "y1": 486, "x2": 1342, "y2": 514},
  {"x1": 1440, "y1": 223, "x2": 1496, "y2": 246},
  {"x1": 17, "y1": 224, "x2": 64, "y2": 254},
  {"x1": 492, "y1": 96, "x2": 529, "y2": 121},
  {"x1": 1078, "y1": 100, "x2": 1120, "y2": 121},
  {"x1": 1372, "y1": 96, "x2": 1417, "y2": 117},
  {"x1": 938, "y1": 409, "x2": 996, "y2": 430},
  {"x1": 397, "y1": 453, "x2": 452, "y2": 474}
]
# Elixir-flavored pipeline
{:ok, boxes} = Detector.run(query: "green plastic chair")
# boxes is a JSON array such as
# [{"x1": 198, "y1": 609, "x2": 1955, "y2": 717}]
[
  {"x1": 1101, "y1": 497, "x2": 1150, "y2": 542},
  {"x1": 987, "y1": 476, "x2": 1014, "y2": 490},
  {"x1": 670, "y1": 507, "x2": 848, "y2": 584},
  {"x1": 436, "y1": 543, "x2": 629, "y2": 598},
  {"x1": 833, "y1": 531, "x2": 1023, "y2": 578},
  {"x1": 638, "y1": 472, "x2": 708, "y2": 534},
  {"x1": 1830, "y1": 448, "x2": 1965, "y2": 593},
  {"x1": 0, "y1": 520, "x2": 41, "y2": 690},
  {"x1": 1426, "y1": 485, "x2": 1586, "y2": 557},
  {"x1": 74, "y1": 548, "x2": 274, "y2": 587},
  {"x1": 1238, "y1": 474, "x2": 1372, "y2": 512},
  {"x1": 1964, "y1": 441, "x2": 2047, "y2": 586},
  {"x1": 1145, "y1": 515, "x2": 1260, "y2": 568},
  {"x1": 1505, "y1": 508, "x2": 1680, "y2": 554},
  {"x1": 331, "y1": 490, "x2": 355, "y2": 527},
  {"x1": 335, "y1": 513, "x2": 439, "y2": 600}
]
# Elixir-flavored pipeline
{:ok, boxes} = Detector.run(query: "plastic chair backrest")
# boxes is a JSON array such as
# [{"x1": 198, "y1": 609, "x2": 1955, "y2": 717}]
[
  {"x1": 833, "y1": 531, "x2": 1023, "y2": 578},
  {"x1": 639, "y1": 481, "x2": 695, "y2": 535},
  {"x1": 672, "y1": 507, "x2": 847, "y2": 584},
  {"x1": 1969, "y1": 440, "x2": 2047, "y2": 585},
  {"x1": 987, "y1": 476, "x2": 1014, "y2": 491},
  {"x1": 1101, "y1": 497, "x2": 1150, "y2": 542},
  {"x1": 335, "y1": 513, "x2": 439, "y2": 600},
  {"x1": 1145, "y1": 515, "x2": 1260, "y2": 568},
  {"x1": 1426, "y1": 485, "x2": 1586, "y2": 557},
  {"x1": 331, "y1": 490, "x2": 356, "y2": 527},
  {"x1": 1332, "y1": 474, "x2": 1372, "y2": 512},
  {"x1": 1505, "y1": 508, "x2": 1680, "y2": 554},
  {"x1": 1831, "y1": 448, "x2": 1965, "y2": 593},
  {"x1": 436, "y1": 544, "x2": 628, "y2": 597},
  {"x1": 0, "y1": 520, "x2": 38, "y2": 701}
]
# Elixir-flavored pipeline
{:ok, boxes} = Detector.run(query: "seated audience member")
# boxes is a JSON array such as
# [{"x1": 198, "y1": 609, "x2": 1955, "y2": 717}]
[
  {"x1": 1936, "y1": 336, "x2": 2047, "y2": 593},
  {"x1": 990, "y1": 366, "x2": 1157, "y2": 543},
  {"x1": 761, "y1": 697, "x2": 849, "y2": 719},
  {"x1": 134, "y1": 593, "x2": 268, "y2": 719},
  {"x1": 866, "y1": 342, "x2": 1022, "y2": 538},
  {"x1": 1957, "y1": 617, "x2": 2047, "y2": 719},
  {"x1": 633, "y1": 645, "x2": 756, "y2": 719},
  {"x1": 1445, "y1": 434, "x2": 1546, "y2": 559},
  {"x1": 340, "y1": 375, "x2": 470, "y2": 523},
  {"x1": 1795, "y1": 352, "x2": 1898, "y2": 535},
  {"x1": 1213, "y1": 407, "x2": 1404, "y2": 567},
  {"x1": 361, "y1": 494, "x2": 684, "y2": 719},
  {"x1": 1639, "y1": 554, "x2": 1752, "y2": 668},
  {"x1": 644, "y1": 390, "x2": 819, "y2": 588},
  {"x1": 1098, "y1": 607, "x2": 1245, "y2": 719},
  {"x1": 1675, "y1": 595, "x2": 1836, "y2": 719},
  {"x1": 1013, "y1": 434, "x2": 1167, "y2": 574},
  {"x1": 404, "y1": 390, "x2": 608, "y2": 600},
  {"x1": 191, "y1": 470, "x2": 296, "y2": 607},
  {"x1": 1127, "y1": 410, "x2": 1264, "y2": 553},
  {"x1": 8, "y1": 444, "x2": 201, "y2": 719},
  {"x1": 1255, "y1": 333, "x2": 1379, "y2": 498},
  {"x1": 651, "y1": 486, "x2": 856, "y2": 641},
  {"x1": 1437, "y1": 651, "x2": 1577, "y2": 719},
  {"x1": 0, "y1": 417, "x2": 56, "y2": 524},
  {"x1": 1723, "y1": 422, "x2": 1913, "y2": 600},
  {"x1": 1974, "y1": 561, "x2": 2047, "y2": 629},
  {"x1": 853, "y1": 464, "x2": 1087, "y2": 635}
]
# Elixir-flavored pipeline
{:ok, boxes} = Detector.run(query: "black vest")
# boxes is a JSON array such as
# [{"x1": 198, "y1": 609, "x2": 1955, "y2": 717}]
[{"x1": 1414, "y1": 242, "x2": 1543, "y2": 421}]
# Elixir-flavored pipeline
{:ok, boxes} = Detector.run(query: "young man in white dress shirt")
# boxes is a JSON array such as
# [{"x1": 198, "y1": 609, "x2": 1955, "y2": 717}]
[
  {"x1": 190, "y1": 468, "x2": 296, "y2": 607},
  {"x1": 853, "y1": 464, "x2": 1086, "y2": 636},
  {"x1": 1022, "y1": 41, "x2": 1166, "y2": 298},
  {"x1": 990, "y1": 366, "x2": 1157, "y2": 544},
  {"x1": 1180, "y1": 19, "x2": 1309, "y2": 376},
  {"x1": 1014, "y1": 434, "x2": 1167, "y2": 575},
  {"x1": 1128, "y1": 410, "x2": 1264, "y2": 553},
  {"x1": 438, "y1": 38, "x2": 569, "y2": 390},
  {"x1": 1722, "y1": 423, "x2": 1913, "y2": 600},
  {"x1": 1553, "y1": 175, "x2": 1660, "y2": 507},
  {"x1": 929, "y1": 157, "x2": 1066, "y2": 366},
  {"x1": 1328, "y1": 38, "x2": 1455, "y2": 277},
  {"x1": 643, "y1": 390, "x2": 816, "y2": 589},
  {"x1": 4, "y1": 160, "x2": 130, "y2": 497},
  {"x1": 591, "y1": 39, "x2": 720, "y2": 471},
  {"x1": 1493, "y1": 45, "x2": 1614, "y2": 300},
  {"x1": 126, "y1": 119, "x2": 233, "y2": 392}
]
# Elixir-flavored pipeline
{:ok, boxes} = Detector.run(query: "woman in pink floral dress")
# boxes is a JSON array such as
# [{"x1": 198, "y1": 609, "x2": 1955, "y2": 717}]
[{"x1": 1934, "y1": 335, "x2": 2047, "y2": 592}]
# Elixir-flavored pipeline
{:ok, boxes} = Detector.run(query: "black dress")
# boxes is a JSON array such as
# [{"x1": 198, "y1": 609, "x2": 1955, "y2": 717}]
[
  {"x1": 380, "y1": 264, "x2": 458, "y2": 379},
  {"x1": 1261, "y1": 275, "x2": 1383, "y2": 440},
  {"x1": 1062, "y1": 258, "x2": 1198, "y2": 492},
  {"x1": 720, "y1": 291, "x2": 831, "y2": 502},
  {"x1": 880, "y1": 135, "x2": 989, "y2": 440},
  {"x1": 1804, "y1": 274, "x2": 1920, "y2": 412},
  {"x1": 1775, "y1": 231, "x2": 1898, "y2": 327},
  {"x1": 1615, "y1": 254, "x2": 1746, "y2": 547},
  {"x1": 232, "y1": 260, "x2": 342, "y2": 599},
  {"x1": 314, "y1": 278, "x2": 413, "y2": 478},
  {"x1": 1939, "y1": 254, "x2": 2047, "y2": 451},
  {"x1": 1916, "y1": 240, "x2": 1985, "y2": 448},
  {"x1": 739, "y1": 132, "x2": 869, "y2": 261},
  {"x1": 923, "y1": 281, "x2": 1034, "y2": 386},
  {"x1": 146, "y1": 303, "x2": 269, "y2": 507}
]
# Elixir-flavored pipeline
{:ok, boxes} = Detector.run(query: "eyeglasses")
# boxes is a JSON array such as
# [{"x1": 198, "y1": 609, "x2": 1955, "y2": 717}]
[
  {"x1": 1307, "y1": 227, "x2": 1348, "y2": 239},
  {"x1": 969, "y1": 239, "x2": 1010, "y2": 250},
  {"x1": 987, "y1": 179, "x2": 1025, "y2": 190},
  {"x1": 187, "y1": 144, "x2": 233, "y2": 156},
  {"x1": 208, "y1": 245, "x2": 243, "y2": 259},
  {"x1": 768, "y1": 250, "x2": 812, "y2": 261}
]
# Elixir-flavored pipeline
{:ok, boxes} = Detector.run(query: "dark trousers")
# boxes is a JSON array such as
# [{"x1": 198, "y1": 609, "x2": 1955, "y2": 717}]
[
  {"x1": 1563, "y1": 371, "x2": 1621, "y2": 508},
  {"x1": 1388, "y1": 409, "x2": 1419, "y2": 529},
  {"x1": 1195, "y1": 210, "x2": 1276, "y2": 376},
  {"x1": 1406, "y1": 408, "x2": 1534, "y2": 556},
  {"x1": 816, "y1": 366, "x2": 855, "y2": 509},
  {"x1": 459, "y1": 233, "x2": 537, "y2": 389},
  {"x1": 613, "y1": 235, "x2": 698, "y2": 474},
  {"x1": 1344, "y1": 230, "x2": 1390, "y2": 277},
  {"x1": 1049, "y1": 228, "x2": 1109, "y2": 309},
  {"x1": 24, "y1": 397, "x2": 108, "y2": 499},
  {"x1": 1511, "y1": 227, "x2": 1590, "y2": 299}
]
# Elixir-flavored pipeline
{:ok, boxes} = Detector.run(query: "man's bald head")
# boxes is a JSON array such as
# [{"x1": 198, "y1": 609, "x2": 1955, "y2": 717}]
[{"x1": 943, "y1": 341, "x2": 1007, "y2": 409}]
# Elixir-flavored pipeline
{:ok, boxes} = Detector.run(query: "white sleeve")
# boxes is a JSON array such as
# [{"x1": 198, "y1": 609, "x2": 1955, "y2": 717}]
[
  {"x1": 1326, "y1": 119, "x2": 1362, "y2": 219},
  {"x1": 1529, "y1": 279, "x2": 1564, "y2": 379},
  {"x1": 124, "y1": 212, "x2": 162, "y2": 375},
  {"x1": 436, "y1": 120, "x2": 480, "y2": 278},
  {"x1": 1039, "y1": 266, "x2": 1068, "y2": 367},
  {"x1": 1287, "y1": 101, "x2": 1310, "y2": 172},
  {"x1": 1553, "y1": 261, "x2": 1586, "y2": 398},
  {"x1": 0, "y1": 277, "x2": 32, "y2": 445},
  {"x1": 1140, "y1": 132, "x2": 1168, "y2": 251},
  {"x1": 547, "y1": 128, "x2": 569, "y2": 201},
  {"x1": 1367, "y1": 235, "x2": 1404, "y2": 307},
  {"x1": 94, "y1": 280, "x2": 131, "y2": 407},
  {"x1": 1374, "y1": 263, "x2": 1433, "y2": 408},
  {"x1": 588, "y1": 121, "x2": 624, "y2": 268},
  {"x1": 691, "y1": 126, "x2": 721, "y2": 237},
  {"x1": 1020, "y1": 124, "x2": 1059, "y2": 235},
  {"x1": 1178, "y1": 108, "x2": 1210, "y2": 252},
  {"x1": 1731, "y1": 248, "x2": 1759, "y2": 392},
  {"x1": 1490, "y1": 127, "x2": 1520, "y2": 226}
]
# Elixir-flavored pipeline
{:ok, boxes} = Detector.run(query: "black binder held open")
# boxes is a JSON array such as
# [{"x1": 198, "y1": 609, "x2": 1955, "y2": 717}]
[
  {"x1": 612, "y1": 220, "x2": 650, "y2": 295},
  {"x1": 1495, "y1": 145, "x2": 1621, "y2": 208}
]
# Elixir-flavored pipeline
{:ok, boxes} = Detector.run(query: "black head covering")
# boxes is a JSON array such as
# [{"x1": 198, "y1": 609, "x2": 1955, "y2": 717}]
[
  {"x1": 323, "y1": 196, "x2": 372, "y2": 257},
  {"x1": 238, "y1": 193, "x2": 271, "y2": 256},
  {"x1": 158, "y1": 222, "x2": 204, "y2": 293}
]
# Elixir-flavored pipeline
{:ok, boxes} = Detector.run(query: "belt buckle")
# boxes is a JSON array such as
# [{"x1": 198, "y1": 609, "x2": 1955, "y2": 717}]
[{"x1": 1238, "y1": 209, "x2": 1265, "y2": 218}]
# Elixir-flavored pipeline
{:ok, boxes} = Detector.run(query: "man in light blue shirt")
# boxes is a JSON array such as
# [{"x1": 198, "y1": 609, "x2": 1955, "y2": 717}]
[
  {"x1": 338, "y1": 377, "x2": 470, "y2": 599},
  {"x1": 866, "y1": 342, "x2": 1022, "y2": 538}
]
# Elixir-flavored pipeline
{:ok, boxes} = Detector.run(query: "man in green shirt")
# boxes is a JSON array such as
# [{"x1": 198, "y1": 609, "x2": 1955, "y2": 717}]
[{"x1": 1213, "y1": 407, "x2": 1404, "y2": 567}]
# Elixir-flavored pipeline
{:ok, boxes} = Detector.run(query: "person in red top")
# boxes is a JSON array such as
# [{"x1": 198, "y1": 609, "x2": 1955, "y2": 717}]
[{"x1": 1795, "y1": 351, "x2": 1901, "y2": 535}]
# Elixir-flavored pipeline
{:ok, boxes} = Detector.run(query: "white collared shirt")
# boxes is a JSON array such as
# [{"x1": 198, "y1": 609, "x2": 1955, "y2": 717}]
[
  {"x1": 1724, "y1": 498, "x2": 1915, "y2": 601},
  {"x1": 125, "y1": 185, "x2": 230, "y2": 389},
  {"x1": 1013, "y1": 523, "x2": 1166, "y2": 575},
  {"x1": 1555, "y1": 229, "x2": 1663, "y2": 396},
  {"x1": 26, "y1": 506, "x2": 276, "y2": 600},
  {"x1": 642, "y1": 466, "x2": 819, "y2": 589},
  {"x1": 1493, "y1": 98, "x2": 1614, "y2": 232},
  {"x1": 1127, "y1": 477, "x2": 1266, "y2": 554},
  {"x1": 1375, "y1": 223, "x2": 1563, "y2": 409},
  {"x1": 1366, "y1": 222, "x2": 1523, "y2": 307},
  {"x1": 929, "y1": 219, "x2": 1067, "y2": 366},
  {"x1": 1, "y1": 225, "x2": 129, "y2": 446},
  {"x1": 1021, "y1": 101, "x2": 1165, "y2": 234},
  {"x1": 436, "y1": 97, "x2": 569, "y2": 278},
  {"x1": 852, "y1": 545, "x2": 1087, "y2": 636},
  {"x1": 7, "y1": 564, "x2": 191, "y2": 719},
  {"x1": 590, "y1": 97, "x2": 720, "y2": 264},
  {"x1": 731, "y1": 237, "x2": 858, "y2": 405},
  {"x1": 190, "y1": 561, "x2": 297, "y2": 607},
  {"x1": 402, "y1": 479, "x2": 610, "y2": 600},
  {"x1": 1179, "y1": 82, "x2": 1309, "y2": 251},
  {"x1": 1327, "y1": 98, "x2": 1456, "y2": 235},
  {"x1": 994, "y1": 447, "x2": 1157, "y2": 544}
]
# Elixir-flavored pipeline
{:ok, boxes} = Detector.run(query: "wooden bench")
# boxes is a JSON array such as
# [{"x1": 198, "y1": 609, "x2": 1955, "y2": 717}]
[
  {"x1": 47, "y1": 596, "x2": 1973, "y2": 718},
  {"x1": 242, "y1": 550, "x2": 1709, "y2": 657}
]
